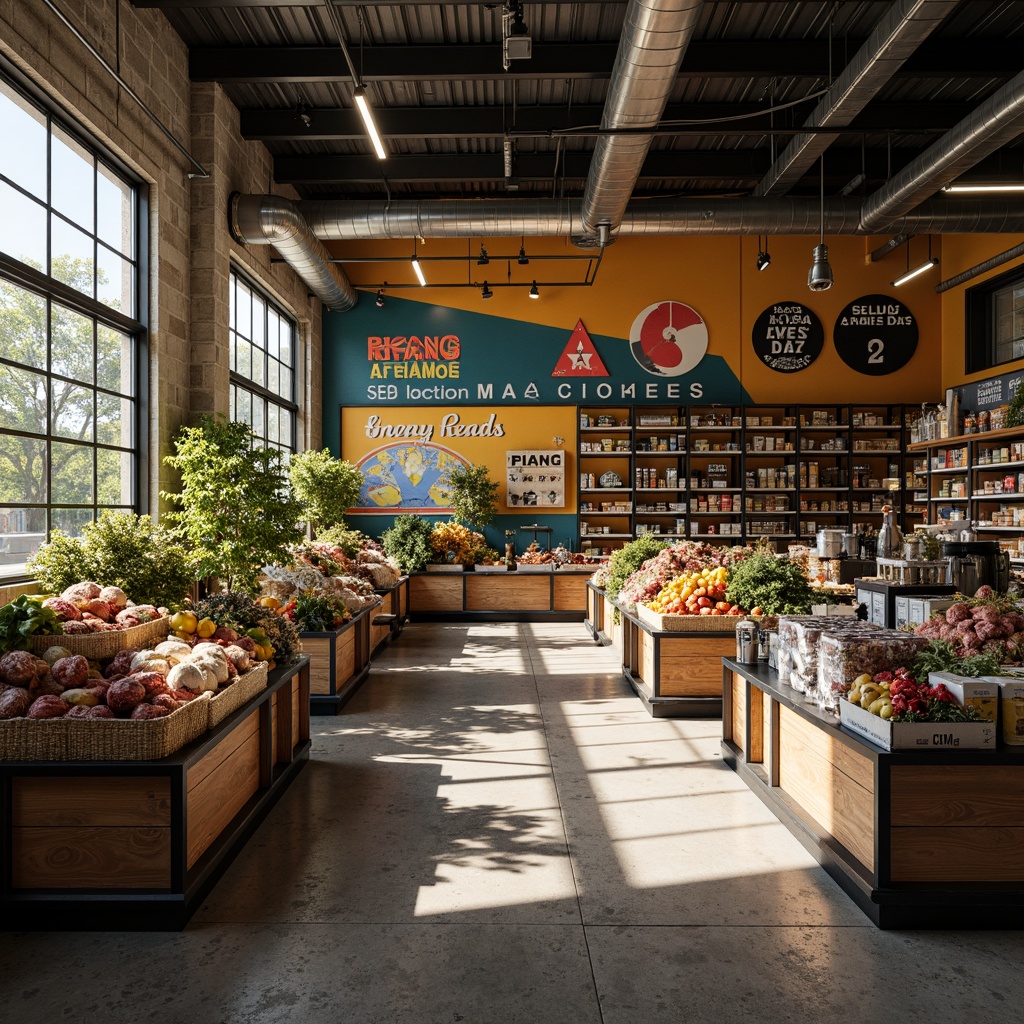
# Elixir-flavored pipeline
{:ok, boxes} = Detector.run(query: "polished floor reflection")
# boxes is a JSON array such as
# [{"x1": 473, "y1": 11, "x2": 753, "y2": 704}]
[{"x1": 3, "y1": 621, "x2": 1023, "y2": 1023}]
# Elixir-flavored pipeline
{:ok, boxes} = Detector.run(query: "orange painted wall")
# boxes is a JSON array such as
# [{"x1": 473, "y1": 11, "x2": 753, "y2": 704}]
[
  {"x1": 939, "y1": 234, "x2": 1024, "y2": 391},
  {"x1": 332, "y1": 232, "x2": 944, "y2": 404}
]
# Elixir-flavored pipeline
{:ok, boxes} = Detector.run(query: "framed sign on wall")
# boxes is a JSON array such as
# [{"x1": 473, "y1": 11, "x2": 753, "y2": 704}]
[{"x1": 506, "y1": 450, "x2": 565, "y2": 508}]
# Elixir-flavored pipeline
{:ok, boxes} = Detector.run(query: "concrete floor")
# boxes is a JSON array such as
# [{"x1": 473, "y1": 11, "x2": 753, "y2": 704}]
[{"x1": 4, "y1": 621, "x2": 1024, "y2": 1023}]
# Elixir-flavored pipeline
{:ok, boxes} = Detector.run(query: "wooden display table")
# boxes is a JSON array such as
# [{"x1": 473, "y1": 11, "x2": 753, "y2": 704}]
[
  {"x1": 303, "y1": 607, "x2": 371, "y2": 716},
  {"x1": 370, "y1": 576, "x2": 410, "y2": 654},
  {"x1": 584, "y1": 582, "x2": 624, "y2": 649},
  {"x1": 0, "y1": 657, "x2": 310, "y2": 931},
  {"x1": 409, "y1": 568, "x2": 589, "y2": 622},
  {"x1": 723, "y1": 658, "x2": 1024, "y2": 928},
  {"x1": 620, "y1": 605, "x2": 731, "y2": 717}
]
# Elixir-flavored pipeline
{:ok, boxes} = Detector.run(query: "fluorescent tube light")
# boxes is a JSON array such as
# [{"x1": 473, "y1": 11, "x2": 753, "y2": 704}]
[
  {"x1": 942, "y1": 183, "x2": 1024, "y2": 193},
  {"x1": 411, "y1": 256, "x2": 427, "y2": 287},
  {"x1": 892, "y1": 257, "x2": 939, "y2": 287},
  {"x1": 353, "y1": 86, "x2": 386, "y2": 161}
]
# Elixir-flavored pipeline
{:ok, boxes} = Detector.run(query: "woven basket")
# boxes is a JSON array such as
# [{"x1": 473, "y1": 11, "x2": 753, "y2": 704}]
[
  {"x1": 207, "y1": 660, "x2": 269, "y2": 729},
  {"x1": 0, "y1": 718, "x2": 72, "y2": 761},
  {"x1": 29, "y1": 616, "x2": 170, "y2": 660},
  {"x1": 63, "y1": 692, "x2": 211, "y2": 762},
  {"x1": 635, "y1": 603, "x2": 746, "y2": 633}
]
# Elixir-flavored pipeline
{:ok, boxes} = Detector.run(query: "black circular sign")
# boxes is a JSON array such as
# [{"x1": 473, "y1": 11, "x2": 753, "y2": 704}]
[
  {"x1": 833, "y1": 294, "x2": 918, "y2": 375},
  {"x1": 751, "y1": 301, "x2": 824, "y2": 373}
]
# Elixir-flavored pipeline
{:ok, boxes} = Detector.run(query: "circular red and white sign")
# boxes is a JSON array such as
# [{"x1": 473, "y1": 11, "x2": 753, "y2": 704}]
[{"x1": 629, "y1": 300, "x2": 708, "y2": 377}]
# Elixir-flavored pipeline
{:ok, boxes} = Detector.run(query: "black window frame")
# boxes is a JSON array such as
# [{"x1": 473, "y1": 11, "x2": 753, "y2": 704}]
[{"x1": 965, "y1": 262, "x2": 1024, "y2": 375}]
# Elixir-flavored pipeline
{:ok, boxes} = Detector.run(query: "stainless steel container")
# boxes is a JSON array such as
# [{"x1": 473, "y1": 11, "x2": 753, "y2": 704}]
[
  {"x1": 816, "y1": 529, "x2": 844, "y2": 558},
  {"x1": 735, "y1": 618, "x2": 758, "y2": 664}
]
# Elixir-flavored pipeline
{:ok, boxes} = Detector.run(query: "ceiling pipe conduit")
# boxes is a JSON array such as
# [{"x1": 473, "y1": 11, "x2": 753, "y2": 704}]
[
  {"x1": 577, "y1": 0, "x2": 703, "y2": 244},
  {"x1": 229, "y1": 192, "x2": 357, "y2": 311},
  {"x1": 860, "y1": 67, "x2": 1024, "y2": 232},
  {"x1": 756, "y1": 0, "x2": 959, "y2": 198},
  {"x1": 298, "y1": 195, "x2": 1024, "y2": 240}
]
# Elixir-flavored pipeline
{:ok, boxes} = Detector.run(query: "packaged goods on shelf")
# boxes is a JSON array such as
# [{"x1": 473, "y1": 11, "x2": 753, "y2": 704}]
[
  {"x1": 817, "y1": 632, "x2": 930, "y2": 712},
  {"x1": 776, "y1": 616, "x2": 880, "y2": 695}
]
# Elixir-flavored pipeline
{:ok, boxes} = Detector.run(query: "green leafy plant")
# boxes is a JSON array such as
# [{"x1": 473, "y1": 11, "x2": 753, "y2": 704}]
[
  {"x1": 1006, "y1": 387, "x2": 1024, "y2": 429},
  {"x1": 910, "y1": 639, "x2": 1003, "y2": 680},
  {"x1": 0, "y1": 595, "x2": 62, "y2": 652},
  {"x1": 162, "y1": 415, "x2": 304, "y2": 595},
  {"x1": 446, "y1": 463, "x2": 499, "y2": 531},
  {"x1": 724, "y1": 548, "x2": 818, "y2": 615},
  {"x1": 605, "y1": 536, "x2": 669, "y2": 602},
  {"x1": 381, "y1": 515, "x2": 435, "y2": 572},
  {"x1": 288, "y1": 448, "x2": 364, "y2": 536},
  {"x1": 286, "y1": 592, "x2": 348, "y2": 632},
  {"x1": 26, "y1": 511, "x2": 199, "y2": 608}
]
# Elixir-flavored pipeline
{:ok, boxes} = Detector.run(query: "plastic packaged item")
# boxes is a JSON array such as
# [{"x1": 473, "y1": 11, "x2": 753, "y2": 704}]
[{"x1": 817, "y1": 632, "x2": 930, "y2": 712}]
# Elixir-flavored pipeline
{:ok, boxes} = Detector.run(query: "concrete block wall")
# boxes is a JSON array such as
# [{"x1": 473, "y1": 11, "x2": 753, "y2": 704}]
[{"x1": 0, "y1": 0, "x2": 323, "y2": 516}]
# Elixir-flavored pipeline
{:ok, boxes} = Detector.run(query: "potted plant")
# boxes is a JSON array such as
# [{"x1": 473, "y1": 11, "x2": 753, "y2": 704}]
[
  {"x1": 447, "y1": 464, "x2": 499, "y2": 535},
  {"x1": 162, "y1": 415, "x2": 304, "y2": 595},
  {"x1": 288, "y1": 447, "x2": 364, "y2": 537},
  {"x1": 381, "y1": 515, "x2": 435, "y2": 573}
]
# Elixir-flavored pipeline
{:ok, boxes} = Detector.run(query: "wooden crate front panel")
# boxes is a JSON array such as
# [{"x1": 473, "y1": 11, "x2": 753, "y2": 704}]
[
  {"x1": 890, "y1": 828, "x2": 1024, "y2": 881},
  {"x1": 778, "y1": 706, "x2": 874, "y2": 871},
  {"x1": 411, "y1": 575, "x2": 464, "y2": 611},
  {"x1": 12, "y1": 826, "x2": 171, "y2": 889},
  {"x1": 334, "y1": 628, "x2": 357, "y2": 691},
  {"x1": 604, "y1": 598, "x2": 622, "y2": 650},
  {"x1": 655, "y1": 635, "x2": 733, "y2": 697},
  {"x1": 302, "y1": 636, "x2": 333, "y2": 695},
  {"x1": 272, "y1": 689, "x2": 290, "y2": 765},
  {"x1": 292, "y1": 676, "x2": 301, "y2": 751},
  {"x1": 466, "y1": 575, "x2": 550, "y2": 610},
  {"x1": 891, "y1": 766, "x2": 1024, "y2": 826},
  {"x1": 554, "y1": 575, "x2": 588, "y2": 611},
  {"x1": 187, "y1": 712, "x2": 261, "y2": 869},
  {"x1": 12, "y1": 776, "x2": 171, "y2": 827},
  {"x1": 748, "y1": 685, "x2": 764, "y2": 763},
  {"x1": 730, "y1": 672, "x2": 746, "y2": 754},
  {"x1": 587, "y1": 588, "x2": 603, "y2": 630}
]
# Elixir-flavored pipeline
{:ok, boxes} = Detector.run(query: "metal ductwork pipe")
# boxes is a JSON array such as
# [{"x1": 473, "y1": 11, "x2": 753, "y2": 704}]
[
  {"x1": 577, "y1": 0, "x2": 703, "y2": 244},
  {"x1": 228, "y1": 192, "x2": 357, "y2": 311},
  {"x1": 860, "y1": 67, "x2": 1024, "y2": 233},
  {"x1": 299, "y1": 195, "x2": 1024, "y2": 240}
]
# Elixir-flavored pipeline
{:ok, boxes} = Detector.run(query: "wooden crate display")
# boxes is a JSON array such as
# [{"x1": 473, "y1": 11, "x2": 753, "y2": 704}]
[
  {"x1": 465, "y1": 574, "x2": 550, "y2": 610},
  {"x1": 410, "y1": 574, "x2": 463, "y2": 611}
]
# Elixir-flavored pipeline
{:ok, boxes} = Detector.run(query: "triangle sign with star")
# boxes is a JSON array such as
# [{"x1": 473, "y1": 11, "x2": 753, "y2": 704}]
[{"x1": 551, "y1": 319, "x2": 610, "y2": 377}]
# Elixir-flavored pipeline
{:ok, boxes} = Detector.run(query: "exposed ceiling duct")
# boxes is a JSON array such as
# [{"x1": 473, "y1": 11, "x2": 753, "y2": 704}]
[
  {"x1": 577, "y1": 0, "x2": 703, "y2": 244},
  {"x1": 756, "y1": 0, "x2": 959, "y2": 198},
  {"x1": 298, "y1": 195, "x2": 1024, "y2": 241},
  {"x1": 860, "y1": 67, "x2": 1024, "y2": 233},
  {"x1": 228, "y1": 192, "x2": 356, "y2": 311}
]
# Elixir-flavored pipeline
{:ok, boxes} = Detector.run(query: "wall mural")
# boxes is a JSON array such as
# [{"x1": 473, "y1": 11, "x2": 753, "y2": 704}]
[{"x1": 354, "y1": 441, "x2": 468, "y2": 513}]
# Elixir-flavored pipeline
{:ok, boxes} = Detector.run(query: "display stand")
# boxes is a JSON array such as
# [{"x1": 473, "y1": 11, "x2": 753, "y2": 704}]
[
  {"x1": 620, "y1": 606, "x2": 730, "y2": 717},
  {"x1": 0, "y1": 657, "x2": 311, "y2": 931},
  {"x1": 723, "y1": 657, "x2": 1024, "y2": 929},
  {"x1": 304, "y1": 608, "x2": 372, "y2": 716},
  {"x1": 408, "y1": 569, "x2": 590, "y2": 622},
  {"x1": 370, "y1": 576, "x2": 410, "y2": 656}
]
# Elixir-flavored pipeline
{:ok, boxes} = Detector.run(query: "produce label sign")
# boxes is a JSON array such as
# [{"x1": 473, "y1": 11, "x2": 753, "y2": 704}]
[
  {"x1": 506, "y1": 450, "x2": 565, "y2": 508},
  {"x1": 751, "y1": 301, "x2": 823, "y2": 373},
  {"x1": 833, "y1": 294, "x2": 918, "y2": 375}
]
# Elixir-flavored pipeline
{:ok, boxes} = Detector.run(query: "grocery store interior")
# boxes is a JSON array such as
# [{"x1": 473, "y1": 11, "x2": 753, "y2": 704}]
[{"x1": 4, "y1": 2, "x2": 1024, "y2": 1021}]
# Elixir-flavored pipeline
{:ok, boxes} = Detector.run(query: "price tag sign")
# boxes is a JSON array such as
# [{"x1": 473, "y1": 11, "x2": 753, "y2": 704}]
[
  {"x1": 751, "y1": 301, "x2": 824, "y2": 373},
  {"x1": 833, "y1": 294, "x2": 918, "y2": 375}
]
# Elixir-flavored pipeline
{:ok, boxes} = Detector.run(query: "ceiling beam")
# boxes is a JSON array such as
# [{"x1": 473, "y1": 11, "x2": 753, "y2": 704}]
[
  {"x1": 271, "y1": 147, "x2": 925, "y2": 185},
  {"x1": 190, "y1": 39, "x2": 1021, "y2": 85},
  {"x1": 241, "y1": 100, "x2": 975, "y2": 141}
]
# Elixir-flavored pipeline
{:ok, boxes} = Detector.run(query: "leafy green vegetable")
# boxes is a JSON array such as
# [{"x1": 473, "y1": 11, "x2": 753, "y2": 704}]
[
  {"x1": 605, "y1": 536, "x2": 668, "y2": 602},
  {"x1": 0, "y1": 595, "x2": 62, "y2": 653},
  {"x1": 892, "y1": 699, "x2": 984, "y2": 724},
  {"x1": 724, "y1": 550, "x2": 818, "y2": 615},
  {"x1": 381, "y1": 515, "x2": 435, "y2": 572},
  {"x1": 910, "y1": 639, "x2": 1002, "y2": 680}
]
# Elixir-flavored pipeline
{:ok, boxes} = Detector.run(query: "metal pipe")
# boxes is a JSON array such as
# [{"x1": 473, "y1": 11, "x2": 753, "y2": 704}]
[{"x1": 936, "y1": 240, "x2": 1024, "y2": 293}]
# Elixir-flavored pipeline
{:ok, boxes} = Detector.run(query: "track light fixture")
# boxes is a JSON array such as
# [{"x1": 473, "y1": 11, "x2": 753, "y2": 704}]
[
  {"x1": 375, "y1": 288, "x2": 384, "y2": 308},
  {"x1": 529, "y1": 281, "x2": 539, "y2": 299},
  {"x1": 477, "y1": 244, "x2": 490, "y2": 266},
  {"x1": 481, "y1": 281, "x2": 493, "y2": 299},
  {"x1": 807, "y1": 158, "x2": 833, "y2": 292},
  {"x1": 756, "y1": 235, "x2": 771, "y2": 271}
]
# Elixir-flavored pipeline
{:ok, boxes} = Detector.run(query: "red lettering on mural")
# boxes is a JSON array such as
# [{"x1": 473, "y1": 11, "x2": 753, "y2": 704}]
[{"x1": 366, "y1": 334, "x2": 462, "y2": 360}]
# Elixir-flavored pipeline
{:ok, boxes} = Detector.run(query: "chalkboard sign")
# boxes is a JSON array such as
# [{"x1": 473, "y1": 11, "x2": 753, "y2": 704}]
[
  {"x1": 956, "y1": 369, "x2": 1024, "y2": 412},
  {"x1": 833, "y1": 294, "x2": 918, "y2": 375},
  {"x1": 751, "y1": 302, "x2": 824, "y2": 373}
]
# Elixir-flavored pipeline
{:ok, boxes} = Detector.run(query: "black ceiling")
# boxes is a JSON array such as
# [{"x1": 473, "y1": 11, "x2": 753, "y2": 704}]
[{"x1": 132, "y1": 1, "x2": 1024, "y2": 203}]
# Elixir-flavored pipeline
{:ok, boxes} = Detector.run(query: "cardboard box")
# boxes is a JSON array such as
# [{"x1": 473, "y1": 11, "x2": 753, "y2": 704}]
[
  {"x1": 894, "y1": 596, "x2": 956, "y2": 630},
  {"x1": 983, "y1": 677, "x2": 1024, "y2": 746},
  {"x1": 927, "y1": 672, "x2": 1000, "y2": 722},
  {"x1": 839, "y1": 698, "x2": 997, "y2": 751}
]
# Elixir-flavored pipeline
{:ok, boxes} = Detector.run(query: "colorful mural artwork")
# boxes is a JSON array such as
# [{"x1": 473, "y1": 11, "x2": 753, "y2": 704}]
[
  {"x1": 355, "y1": 441, "x2": 468, "y2": 513},
  {"x1": 628, "y1": 301, "x2": 709, "y2": 377},
  {"x1": 551, "y1": 319, "x2": 609, "y2": 377}
]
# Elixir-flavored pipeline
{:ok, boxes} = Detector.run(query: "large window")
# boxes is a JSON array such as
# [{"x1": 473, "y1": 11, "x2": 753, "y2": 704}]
[
  {"x1": 229, "y1": 269, "x2": 297, "y2": 456},
  {"x1": 0, "y1": 74, "x2": 142, "y2": 579},
  {"x1": 966, "y1": 264, "x2": 1024, "y2": 374}
]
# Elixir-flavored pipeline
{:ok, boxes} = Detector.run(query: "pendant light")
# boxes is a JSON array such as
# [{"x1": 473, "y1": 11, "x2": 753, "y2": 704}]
[
  {"x1": 892, "y1": 235, "x2": 938, "y2": 286},
  {"x1": 807, "y1": 157, "x2": 833, "y2": 292},
  {"x1": 756, "y1": 235, "x2": 771, "y2": 271}
]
